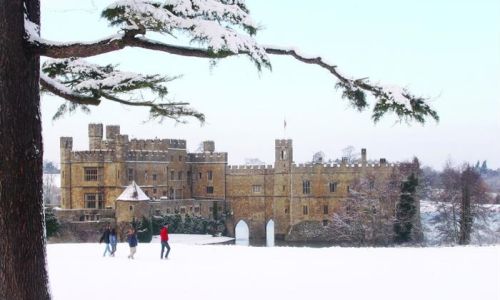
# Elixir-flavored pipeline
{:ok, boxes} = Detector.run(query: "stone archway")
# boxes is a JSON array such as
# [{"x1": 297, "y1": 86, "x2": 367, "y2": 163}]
[
  {"x1": 235, "y1": 220, "x2": 250, "y2": 246},
  {"x1": 266, "y1": 219, "x2": 275, "y2": 247}
]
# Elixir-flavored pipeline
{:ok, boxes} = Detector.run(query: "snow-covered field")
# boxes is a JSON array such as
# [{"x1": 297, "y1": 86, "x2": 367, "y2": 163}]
[{"x1": 47, "y1": 235, "x2": 500, "y2": 300}]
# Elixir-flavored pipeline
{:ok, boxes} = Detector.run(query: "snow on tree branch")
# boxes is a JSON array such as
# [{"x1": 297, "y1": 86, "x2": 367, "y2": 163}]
[
  {"x1": 28, "y1": 0, "x2": 439, "y2": 124},
  {"x1": 41, "y1": 58, "x2": 204, "y2": 123},
  {"x1": 266, "y1": 47, "x2": 439, "y2": 124},
  {"x1": 101, "y1": 0, "x2": 269, "y2": 69}
]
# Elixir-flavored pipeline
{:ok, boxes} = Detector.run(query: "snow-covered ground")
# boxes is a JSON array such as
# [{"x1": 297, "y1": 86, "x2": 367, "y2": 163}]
[{"x1": 47, "y1": 235, "x2": 500, "y2": 300}]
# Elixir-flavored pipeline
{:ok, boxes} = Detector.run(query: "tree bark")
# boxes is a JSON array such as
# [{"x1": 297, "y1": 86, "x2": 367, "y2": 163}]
[{"x1": 0, "y1": 0, "x2": 50, "y2": 299}]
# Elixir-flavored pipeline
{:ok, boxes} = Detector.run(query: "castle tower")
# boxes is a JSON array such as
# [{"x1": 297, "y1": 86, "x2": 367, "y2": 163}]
[
  {"x1": 361, "y1": 148, "x2": 367, "y2": 164},
  {"x1": 106, "y1": 125, "x2": 120, "y2": 141},
  {"x1": 60, "y1": 137, "x2": 73, "y2": 208},
  {"x1": 203, "y1": 141, "x2": 215, "y2": 153},
  {"x1": 88, "y1": 123, "x2": 103, "y2": 150},
  {"x1": 274, "y1": 139, "x2": 293, "y2": 173},
  {"x1": 115, "y1": 134, "x2": 129, "y2": 187}
]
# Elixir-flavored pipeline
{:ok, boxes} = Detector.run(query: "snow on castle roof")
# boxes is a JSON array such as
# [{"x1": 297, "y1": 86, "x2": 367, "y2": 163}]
[{"x1": 117, "y1": 181, "x2": 150, "y2": 201}]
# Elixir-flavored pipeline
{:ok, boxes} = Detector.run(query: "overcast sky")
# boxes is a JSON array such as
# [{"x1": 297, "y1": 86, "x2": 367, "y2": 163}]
[{"x1": 40, "y1": 0, "x2": 500, "y2": 170}]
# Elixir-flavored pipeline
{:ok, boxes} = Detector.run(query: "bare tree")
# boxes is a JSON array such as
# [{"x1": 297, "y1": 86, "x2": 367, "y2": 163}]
[
  {"x1": 341, "y1": 145, "x2": 359, "y2": 164},
  {"x1": 432, "y1": 163, "x2": 490, "y2": 245},
  {"x1": 329, "y1": 172, "x2": 401, "y2": 246},
  {"x1": 312, "y1": 151, "x2": 325, "y2": 164}
]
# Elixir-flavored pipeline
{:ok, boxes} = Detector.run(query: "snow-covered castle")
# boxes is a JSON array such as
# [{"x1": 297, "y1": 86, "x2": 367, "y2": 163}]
[{"x1": 59, "y1": 123, "x2": 419, "y2": 242}]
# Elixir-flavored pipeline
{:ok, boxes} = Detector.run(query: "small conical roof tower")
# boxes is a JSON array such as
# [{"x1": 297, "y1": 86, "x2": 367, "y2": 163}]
[{"x1": 117, "y1": 181, "x2": 149, "y2": 201}]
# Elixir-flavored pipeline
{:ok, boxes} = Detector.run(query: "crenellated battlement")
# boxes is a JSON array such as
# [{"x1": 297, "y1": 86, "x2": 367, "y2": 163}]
[
  {"x1": 226, "y1": 164, "x2": 274, "y2": 174},
  {"x1": 188, "y1": 152, "x2": 228, "y2": 163},
  {"x1": 291, "y1": 162, "x2": 397, "y2": 171},
  {"x1": 128, "y1": 138, "x2": 186, "y2": 151},
  {"x1": 126, "y1": 150, "x2": 170, "y2": 162},
  {"x1": 71, "y1": 150, "x2": 115, "y2": 162}
]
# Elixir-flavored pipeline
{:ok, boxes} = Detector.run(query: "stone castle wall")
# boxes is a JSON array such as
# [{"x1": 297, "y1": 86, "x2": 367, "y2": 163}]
[{"x1": 59, "y1": 123, "x2": 420, "y2": 242}]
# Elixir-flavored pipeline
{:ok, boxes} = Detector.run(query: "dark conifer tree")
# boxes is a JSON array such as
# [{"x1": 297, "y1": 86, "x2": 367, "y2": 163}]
[{"x1": 394, "y1": 173, "x2": 418, "y2": 244}]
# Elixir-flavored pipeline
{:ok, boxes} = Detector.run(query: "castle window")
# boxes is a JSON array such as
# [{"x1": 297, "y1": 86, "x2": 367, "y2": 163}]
[
  {"x1": 303, "y1": 205, "x2": 308, "y2": 215},
  {"x1": 302, "y1": 180, "x2": 311, "y2": 194},
  {"x1": 153, "y1": 188, "x2": 157, "y2": 194},
  {"x1": 152, "y1": 173, "x2": 157, "y2": 181},
  {"x1": 323, "y1": 205, "x2": 329, "y2": 214},
  {"x1": 252, "y1": 185, "x2": 262, "y2": 193},
  {"x1": 84, "y1": 193, "x2": 104, "y2": 209},
  {"x1": 369, "y1": 180, "x2": 375, "y2": 189},
  {"x1": 144, "y1": 171, "x2": 148, "y2": 181},
  {"x1": 180, "y1": 207, "x2": 186, "y2": 214},
  {"x1": 285, "y1": 208, "x2": 289, "y2": 214},
  {"x1": 84, "y1": 168, "x2": 99, "y2": 181},
  {"x1": 179, "y1": 155, "x2": 183, "y2": 161},
  {"x1": 282, "y1": 185, "x2": 286, "y2": 192},
  {"x1": 170, "y1": 170, "x2": 175, "y2": 180},
  {"x1": 194, "y1": 206, "x2": 200, "y2": 213},
  {"x1": 128, "y1": 168, "x2": 134, "y2": 181},
  {"x1": 206, "y1": 186, "x2": 214, "y2": 194},
  {"x1": 129, "y1": 206, "x2": 133, "y2": 211},
  {"x1": 323, "y1": 220, "x2": 328, "y2": 227},
  {"x1": 329, "y1": 182, "x2": 337, "y2": 193},
  {"x1": 347, "y1": 185, "x2": 350, "y2": 193},
  {"x1": 281, "y1": 150, "x2": 286, "y2": 160},
  {"x1": 198, "y1": 172, "x2": 202, "y2": 179},
  {"x1": 178, "y1": 171, "x2": 183, "y2": 181},
  {"x1": 207, "y1": 170, "x2": 213, "y2": 181}
]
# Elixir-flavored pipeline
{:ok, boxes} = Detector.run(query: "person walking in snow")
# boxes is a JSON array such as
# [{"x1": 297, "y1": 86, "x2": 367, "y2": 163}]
[
  {"x1": 110, "y1": 228, "x2": 118, "y2": 257},
  {"x1": 127, "y1": 228, "x2": 138, "y2": 259},
  {"x1": 160, "y1": 224, "x2": 171, "y2": 259},
  {"x1": 99, "y1": 224, "x2": 112, "y2": 257}
]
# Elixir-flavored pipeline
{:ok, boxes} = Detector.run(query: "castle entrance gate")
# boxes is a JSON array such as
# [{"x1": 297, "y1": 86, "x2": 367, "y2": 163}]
[{"x1": 235, "y1": 220, "x2": 249, "y2": 246}]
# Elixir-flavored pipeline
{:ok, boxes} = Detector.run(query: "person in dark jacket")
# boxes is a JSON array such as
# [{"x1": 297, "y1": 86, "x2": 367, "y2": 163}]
[
  {"x1": 99, "y1": 225, "x2": 112, "y2": 257},
  {"x1": 110, "y1": 228, "x2": 118, "y2": 257},
  {"x1": 127, "y1": 228, "x2": 138, "y2": 259},
  {"x1": 160, "y1": 224, "x2": 171, "y2": 259}
]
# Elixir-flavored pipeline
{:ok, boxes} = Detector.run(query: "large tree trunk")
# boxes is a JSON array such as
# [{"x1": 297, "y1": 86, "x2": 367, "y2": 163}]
[{"x1": 0, "y1": 1, "x2": 50, "y2": 299}]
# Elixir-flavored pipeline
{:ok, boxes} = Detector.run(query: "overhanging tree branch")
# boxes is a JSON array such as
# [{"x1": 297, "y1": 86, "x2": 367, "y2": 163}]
[
  {"x1": 40, "y1": 57, "x2": 205, "y2": 123},
  {"x1": 40, "y1": 74, "x2": 101, "y2": 106},
  {"x1": 36, "y1": 36, "x2": 438, "y2": 124}
]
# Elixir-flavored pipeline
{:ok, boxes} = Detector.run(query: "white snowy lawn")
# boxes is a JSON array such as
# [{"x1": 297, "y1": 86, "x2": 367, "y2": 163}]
[{"x1": 47, "y1": 235, "x2": 500, "y2": 300}]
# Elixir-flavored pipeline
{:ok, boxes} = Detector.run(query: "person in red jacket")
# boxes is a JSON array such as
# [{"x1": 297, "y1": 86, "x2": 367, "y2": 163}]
[{"x1": 160, "y1": 224, "x2": 171, "y2": 259}]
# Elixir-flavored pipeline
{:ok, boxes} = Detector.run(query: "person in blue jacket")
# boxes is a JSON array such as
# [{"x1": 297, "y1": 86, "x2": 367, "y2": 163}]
[
  {"x1": 127, "y1": 228, "x2": 138, "y2": 259},
  {"x1": 110, "y1": 228, "x2": 118, "y2": 257}
]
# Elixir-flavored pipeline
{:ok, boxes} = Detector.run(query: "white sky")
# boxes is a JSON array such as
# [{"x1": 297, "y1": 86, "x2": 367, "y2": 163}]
[{"x1": 40, "y1": 0, "x2": 500, "y2": 170}]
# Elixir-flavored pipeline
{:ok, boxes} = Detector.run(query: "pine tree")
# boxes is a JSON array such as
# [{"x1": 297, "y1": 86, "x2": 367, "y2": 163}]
[
  {"x1": 394, "y1": 173, "x2": 418, "y2": 244},
  {"x1": 1, "y1": 1, "x2": 439, "y2": 298},
  {"x1": 480, "y1": 160, "x2": 488, "y2": 174},
  {"x1": 475, "y1": 160, "x2": 480, "y2": 171}
]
